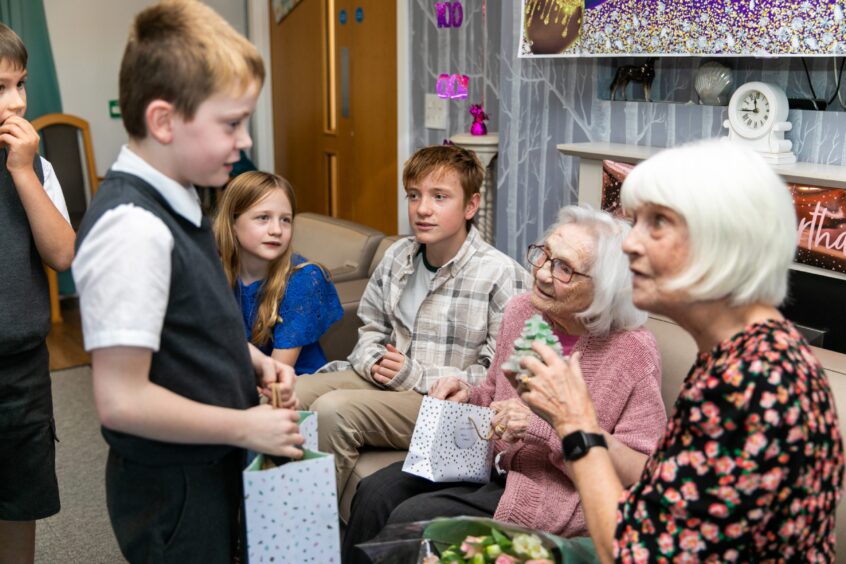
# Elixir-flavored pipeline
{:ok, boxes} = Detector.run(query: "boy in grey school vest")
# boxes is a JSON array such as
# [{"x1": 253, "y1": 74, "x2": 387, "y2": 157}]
[
  {"x1": 72, "y1": 2, "x2": 300, "y2": 562},
  {"x1": 0, "y1": 22, "x2": 74, "y2": 564}
]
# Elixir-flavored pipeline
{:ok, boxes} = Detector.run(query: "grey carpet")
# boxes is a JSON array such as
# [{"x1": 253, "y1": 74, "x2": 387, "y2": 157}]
[{"x1": 35, "y1": 366, "x2": 124, "y2": 563}]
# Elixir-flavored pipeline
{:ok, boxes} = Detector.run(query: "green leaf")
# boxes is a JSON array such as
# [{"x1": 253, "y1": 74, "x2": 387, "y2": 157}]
[{"x1": 490, "y1": 527, "x2": 512, "y2": 548}]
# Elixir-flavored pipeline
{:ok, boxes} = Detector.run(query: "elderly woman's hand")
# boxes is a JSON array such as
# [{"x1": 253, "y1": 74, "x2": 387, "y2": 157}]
[
  {"x1": 517, "y1": 345, "x2": 601, "y2": 439},
  {"x1": 490, "y1": 398, "x2": 532, "y2": 443}
]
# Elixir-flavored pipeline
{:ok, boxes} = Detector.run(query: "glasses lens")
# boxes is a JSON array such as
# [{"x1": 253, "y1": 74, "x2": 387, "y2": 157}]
[
  {"x1": 527, "y1": 245, "x2": 545, "y2": 267},
  {"x1": 551, "y1": 261, "x2": 574, "y2": 283}
]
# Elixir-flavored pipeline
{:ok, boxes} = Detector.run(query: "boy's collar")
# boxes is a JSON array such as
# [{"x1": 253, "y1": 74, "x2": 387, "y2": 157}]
[
  {"x1": 111, "y1": 145, "x2": 202, "y2": 227},
  {"x1": 406, "y1": 226, "x2": 480, "y2": 275}
]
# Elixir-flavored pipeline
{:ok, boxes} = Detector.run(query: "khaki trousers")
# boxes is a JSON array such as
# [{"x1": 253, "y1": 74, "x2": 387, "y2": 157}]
[{"x1": 295, "y1": 370, "x2": 423, "y2": 493}]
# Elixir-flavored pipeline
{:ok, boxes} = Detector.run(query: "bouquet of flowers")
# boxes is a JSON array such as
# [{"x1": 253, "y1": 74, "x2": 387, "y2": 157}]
[
  {"x1": 422, "y1": 527, "x2": 553, "y2": 563},
  {"x1": 355, "y1": 517, "x2": 597, "y2": 564}
]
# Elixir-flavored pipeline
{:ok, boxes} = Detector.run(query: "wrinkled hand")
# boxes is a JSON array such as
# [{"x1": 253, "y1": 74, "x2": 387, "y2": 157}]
[
  {"x1": 490, "y1": 398, "x2": 532, "y2": 443},
  {"x1": 429, "y1": 376, "x2": 471, "y2": 403},
  {"x1": 371, "y1": 343, "x2": 406, "y2": 386},
  {"x1": 0, "y1": 115, "x2": 38, "y2": 174},
  {"x1": 242, "y1": 405, "x2": 304, "y2": 458},
  {"x1": 256, "y1": 355, "x2": 297, "y2": 409},
  {"x1": 515, "y1": 345, "x2": 600, "y2": 439}
]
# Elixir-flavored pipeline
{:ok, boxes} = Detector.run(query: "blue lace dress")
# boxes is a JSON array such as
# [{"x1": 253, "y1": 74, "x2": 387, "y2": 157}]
[{"x1": 235, "y1": 254, "x2": 343, "y2": 374}]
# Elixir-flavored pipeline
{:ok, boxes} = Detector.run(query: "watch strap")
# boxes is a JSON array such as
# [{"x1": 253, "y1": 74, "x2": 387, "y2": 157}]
[{"x1": 562, "y1": 431, "x2": 607, "y2": 462}]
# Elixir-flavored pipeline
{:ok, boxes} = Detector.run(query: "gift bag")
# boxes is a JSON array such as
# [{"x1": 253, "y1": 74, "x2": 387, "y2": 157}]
[
  {"x1": 243, "y1": 450, "x2": 340, "y2": 563},
  {"x1": 298, "y1": 410, "x2": 318, "y2": 451},
  {"x1": 270, "y1": 383, "x2": 318, "y2": 450},
  {"x1": 403, "y1": 396, "x2": 494, "y2": 483}
]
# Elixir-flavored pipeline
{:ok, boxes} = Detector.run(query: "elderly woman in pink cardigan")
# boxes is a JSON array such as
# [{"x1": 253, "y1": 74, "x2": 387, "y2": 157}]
[{"x1": 342, "y1": 205, "x2": 666, "y2": 563}]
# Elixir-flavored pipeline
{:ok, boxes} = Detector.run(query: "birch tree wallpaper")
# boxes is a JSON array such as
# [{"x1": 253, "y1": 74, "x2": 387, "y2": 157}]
[{"x1": 409, "y1": 1, "x2": 846, "y2": 261}]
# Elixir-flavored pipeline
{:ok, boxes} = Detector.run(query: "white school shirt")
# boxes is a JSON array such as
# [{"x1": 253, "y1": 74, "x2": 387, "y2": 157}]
[
  {"x1": 72, "y1": 145, "x2": 202, "y2": 352},
  {"x1": 38, "y1": 157, "x2": 71, "y2": 223}
]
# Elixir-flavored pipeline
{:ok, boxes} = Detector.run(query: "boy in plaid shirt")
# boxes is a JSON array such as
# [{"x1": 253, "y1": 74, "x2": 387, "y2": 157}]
[{"x1": 297, "y1": 145, "x2": 531, "y2": 491}]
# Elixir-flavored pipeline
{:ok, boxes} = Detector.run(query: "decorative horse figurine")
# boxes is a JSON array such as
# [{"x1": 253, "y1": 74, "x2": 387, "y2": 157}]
[{"x1": 610, "y1": 58, "x2": 656, "y2": 102}]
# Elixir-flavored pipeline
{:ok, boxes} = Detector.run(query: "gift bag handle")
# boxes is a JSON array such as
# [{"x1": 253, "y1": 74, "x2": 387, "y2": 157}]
[
  {"x1": 468, "y1": 417, "x2": 494, "y2": 441},
  {"x1": 270, "y1": 382, "x2": 286, "y2": 409}
]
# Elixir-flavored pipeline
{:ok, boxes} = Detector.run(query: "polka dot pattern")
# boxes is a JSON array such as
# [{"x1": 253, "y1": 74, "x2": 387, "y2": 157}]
[
  {"x1": 243, "y1": 451, "x2": 340, "y2": 562},
  {"x1": 403, "y1": 396, "x2": 495, "y2": 484},
  {"x1": 299, "y1": 411, "x2": 319, "y2": 451}
]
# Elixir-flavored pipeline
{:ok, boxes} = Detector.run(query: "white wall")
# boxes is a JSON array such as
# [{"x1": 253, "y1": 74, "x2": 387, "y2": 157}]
[{"x1": 43, "y1": 0, "x2": 247, "y2": 177}]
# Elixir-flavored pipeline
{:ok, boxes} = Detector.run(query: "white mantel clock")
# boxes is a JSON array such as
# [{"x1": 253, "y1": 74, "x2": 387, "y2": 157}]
[{"x1": 723, "y1": 81, "x2": 796, "y2": 164}]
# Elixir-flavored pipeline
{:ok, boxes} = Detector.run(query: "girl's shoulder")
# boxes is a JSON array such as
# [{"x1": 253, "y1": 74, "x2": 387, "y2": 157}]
[{"x1": 287, "y1": 255, "x2": 333, "y2": 289}]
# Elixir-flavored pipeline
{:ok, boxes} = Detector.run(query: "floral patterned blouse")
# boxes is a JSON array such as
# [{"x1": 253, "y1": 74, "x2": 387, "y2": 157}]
[{"x1": 615, "y1": 319, "x2": 844, "y2": 562}]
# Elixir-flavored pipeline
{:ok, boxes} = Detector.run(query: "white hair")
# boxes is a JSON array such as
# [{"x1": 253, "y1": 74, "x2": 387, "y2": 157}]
[
  {"x1": 620, "y1": 138, "x2": 796, "y2": 306},
  {"x1": 545, "y1": 205, "x2": 647, "y2": 335}
]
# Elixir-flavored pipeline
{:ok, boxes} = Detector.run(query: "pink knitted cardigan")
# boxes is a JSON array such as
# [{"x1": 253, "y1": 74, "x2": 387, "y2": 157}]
[{"x1": 469, "y1": 292, "x2": 666, "y2": 537}]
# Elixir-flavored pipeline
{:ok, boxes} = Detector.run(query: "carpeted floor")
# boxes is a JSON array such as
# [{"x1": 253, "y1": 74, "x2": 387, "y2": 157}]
[{"x1": 36, "y1": 366, "x2": 124, "y2": 563}]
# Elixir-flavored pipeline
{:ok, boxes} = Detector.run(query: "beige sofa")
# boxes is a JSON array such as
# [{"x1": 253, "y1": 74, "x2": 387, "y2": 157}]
[{"x1": 293, "y1": 214, "x2": 846, "y2": 550}]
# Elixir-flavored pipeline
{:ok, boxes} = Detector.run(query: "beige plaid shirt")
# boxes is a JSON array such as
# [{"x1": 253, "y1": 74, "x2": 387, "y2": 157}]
[{"x1": 341, "y1": 227, "x2": 531, "y2": 394}]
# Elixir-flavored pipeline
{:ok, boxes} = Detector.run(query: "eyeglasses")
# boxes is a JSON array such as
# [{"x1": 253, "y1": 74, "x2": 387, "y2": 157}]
[{"x1": 526, "y1": 244, "x2": 591, "y2": 284}]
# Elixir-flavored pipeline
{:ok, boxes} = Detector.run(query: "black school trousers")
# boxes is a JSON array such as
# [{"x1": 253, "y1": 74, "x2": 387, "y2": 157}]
[
  {"x1": 343, "y1": 460, "x2": 505, "y2": 564},
  {"x1": 105, "y1": 448, "x2": 244, "y2": 564}
]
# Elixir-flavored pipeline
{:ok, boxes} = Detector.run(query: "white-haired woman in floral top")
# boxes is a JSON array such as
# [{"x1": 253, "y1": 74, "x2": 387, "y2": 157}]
[{"x1": 515, "y1": 139, "x2": 844, "y2": 562}]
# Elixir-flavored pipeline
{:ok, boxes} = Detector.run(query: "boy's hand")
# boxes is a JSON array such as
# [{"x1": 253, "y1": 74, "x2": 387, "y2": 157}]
[
  {"x1": 255, "y1": 355, "x2": 297, "y2": 409},
  {"x1": 371, "y1": 343, "x2": 406, "y2": 386},
  {"x1": 0, "y1": 115, "x2": 39, "y2": 175},
  {"x1": 242, "y1": 405, "x2": 304, "y2": 458},
  {"x1": 428, "y1": 376, "x2": 470, "y2": 403}
]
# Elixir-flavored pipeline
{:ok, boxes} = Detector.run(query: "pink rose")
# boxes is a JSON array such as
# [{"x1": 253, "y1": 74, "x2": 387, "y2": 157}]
[
  {"x1": 460, "y1": 536, "x2": 485, "y2": 557},
  {"x1": 744, "y1": 432, "x2": 767, "y2": 456},
  {"x1": 708, "y1": 503, "x2": 729, "y2": 518}
]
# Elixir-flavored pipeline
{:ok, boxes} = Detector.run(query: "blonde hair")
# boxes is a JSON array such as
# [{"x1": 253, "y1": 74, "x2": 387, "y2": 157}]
[
  {"x1": 119, "y1": 0, "x2": 265, "y2": 139},
  {"x1": 214, "y1": 171, "x2": 319, "y2": 348},
  {"x1": 621, "y1": 139, "x2": 797, "y2": 306}
]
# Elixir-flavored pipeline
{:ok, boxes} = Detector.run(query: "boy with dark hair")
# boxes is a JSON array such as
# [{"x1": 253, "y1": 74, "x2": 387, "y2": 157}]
[
  {"x1": 72, "y1": 1, "x2": 301, "y2": 561},
  {"x1": 297, "y1": 144, "x2": 531, "y2": 492},
  {"x1": 0, "y1": 22, "x2": 74, "y2": 564}
]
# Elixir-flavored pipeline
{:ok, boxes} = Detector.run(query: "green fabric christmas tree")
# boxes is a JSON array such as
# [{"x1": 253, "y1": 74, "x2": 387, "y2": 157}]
[{"x1": 501, "y1": 314, "x2": 564, "y2": 375}]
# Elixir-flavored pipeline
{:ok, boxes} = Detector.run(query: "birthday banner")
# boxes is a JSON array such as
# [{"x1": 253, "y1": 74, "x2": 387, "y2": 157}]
[
  {"x1": 601, "y1": 160, "x2": 846, "y2": 275},
  {"x1": 520, "y1": 0, "x2": 846, "y2": 57}
]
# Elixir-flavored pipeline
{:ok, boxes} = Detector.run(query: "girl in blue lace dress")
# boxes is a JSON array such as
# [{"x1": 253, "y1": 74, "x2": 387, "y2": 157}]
[{"x1": 214, "y1": 171, "x2": 342, "y2": 374}]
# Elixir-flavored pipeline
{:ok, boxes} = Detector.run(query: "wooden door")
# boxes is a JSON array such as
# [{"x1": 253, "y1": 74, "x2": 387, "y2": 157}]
[{"x1": 269, "y1": 0, "x2": 397, "y2": 234}]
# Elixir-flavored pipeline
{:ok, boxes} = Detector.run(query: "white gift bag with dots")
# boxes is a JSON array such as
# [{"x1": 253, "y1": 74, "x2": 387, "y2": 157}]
[
  {"x1": 243, "y1": 450, "x2": 340, "y2": 563},
  {"x1": 298, "y1": 411, "x2": 318, "y2": 451},
  {"x1": 402, "y1": 396, "x2": 495, "y2": 484}
]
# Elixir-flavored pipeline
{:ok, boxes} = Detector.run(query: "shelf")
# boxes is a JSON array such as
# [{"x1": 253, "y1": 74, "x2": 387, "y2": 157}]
[{"x1": 557, "y1": 142, "x2": 846, "y2": 190}]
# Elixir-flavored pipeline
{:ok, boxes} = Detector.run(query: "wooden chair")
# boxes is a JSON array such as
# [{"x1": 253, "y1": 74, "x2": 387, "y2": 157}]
[{"x1": 31, "y1": 113, "x2": 99, "y2": 324}]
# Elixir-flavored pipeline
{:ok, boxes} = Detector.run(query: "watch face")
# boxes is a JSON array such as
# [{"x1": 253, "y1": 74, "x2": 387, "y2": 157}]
[{"x1": 737, "y1": 90, "x2": 771, "y2": 131}]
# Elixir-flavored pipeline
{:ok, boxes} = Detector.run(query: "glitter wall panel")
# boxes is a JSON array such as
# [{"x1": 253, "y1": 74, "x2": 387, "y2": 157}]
[{"x1": 520, "y1": 0, "x2": 846, "y2": 57}]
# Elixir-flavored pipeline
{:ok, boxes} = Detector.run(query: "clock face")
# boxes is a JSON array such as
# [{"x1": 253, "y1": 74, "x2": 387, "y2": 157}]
[{"x1": 737, "y1": 90, "x2": 771, "y2": 130}]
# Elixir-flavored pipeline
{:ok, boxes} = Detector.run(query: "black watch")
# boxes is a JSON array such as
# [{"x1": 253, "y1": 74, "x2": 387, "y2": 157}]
[{"x1": 562, "y1": 431, "x2": 607, "y2": 462}]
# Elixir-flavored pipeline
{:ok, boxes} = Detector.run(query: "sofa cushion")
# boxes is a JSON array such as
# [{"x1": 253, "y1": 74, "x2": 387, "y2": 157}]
[
  {"x1": 320, "y1": 278, "x2": 369, "y2": 362},
  {"x1": 320, "y1": 236, "x2": 407, "y2": 363},
  {"x1": 644, "y1": 315, "x2": 697, "y2": 415},
  {"x1": 292, "y1": 213, "x2": 384, "y2": 283}
]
